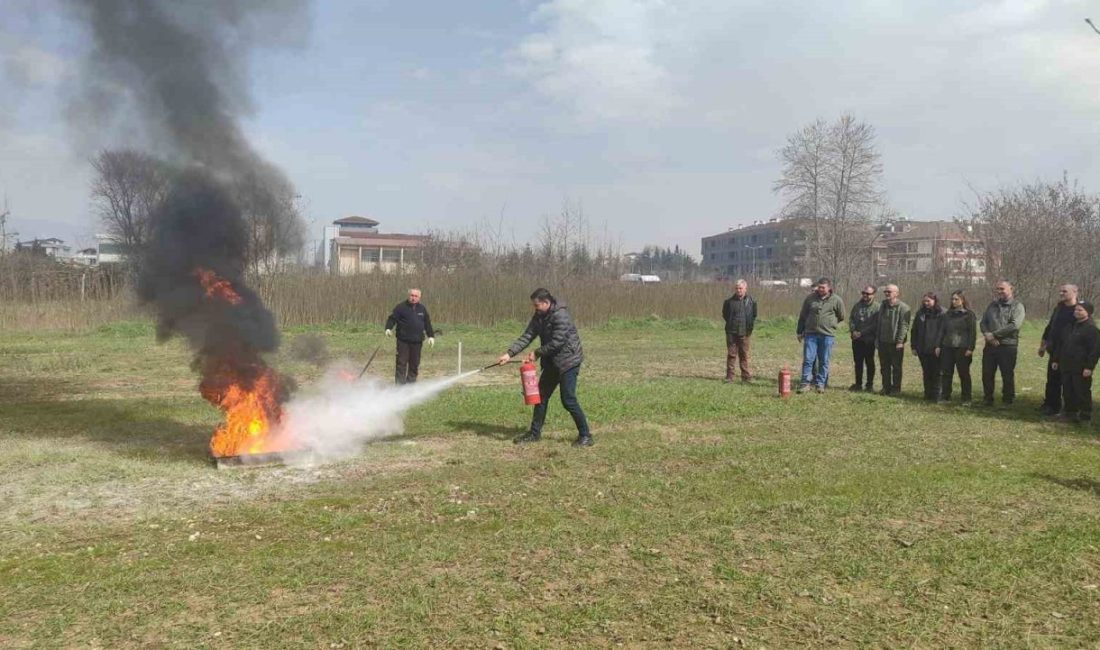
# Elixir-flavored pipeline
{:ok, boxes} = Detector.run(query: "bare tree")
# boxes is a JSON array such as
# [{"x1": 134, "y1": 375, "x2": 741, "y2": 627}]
[
  {"x1": 775, "y1": 114, "x2": 887, "y2": 290},
  {"x1": 959, "y1": 175, "x2": 1100, "y2": 309},
  {"x1": 231, "y1": 165, "x2": 305, "y2": 275},
  {"x1": 89, "y1": 149, "x2": 173, "y2": 260}
]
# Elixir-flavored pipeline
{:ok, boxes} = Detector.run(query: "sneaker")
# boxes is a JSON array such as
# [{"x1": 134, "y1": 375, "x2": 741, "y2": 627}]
[
  {"x1": 848, "y1": 383, "x2": 862, "y2": 392},
  {"x1": 960, "y1": 400, "x2": 972, "y2": 407},
  {"x1": 796, "y1": 385, "x2": 809, "y2": 394},
  {"x1": 572, "y1": 435, "x2": 594, "y2": 448},
  {"x1": 878, "y1": 388, "x2": 891, "y2": 396},
  {"x1": 513, "y1": 432, "x2": 541, "y2": 444},
  {"x1": 722, "y1": 377, "x2": 735, "y2": 384},
  {"x1": 741, "y1": 377, "x2": 753, "y2": 384},
  {"x1": 815, "y1": 385, "x2": 826, "y2": 394}
]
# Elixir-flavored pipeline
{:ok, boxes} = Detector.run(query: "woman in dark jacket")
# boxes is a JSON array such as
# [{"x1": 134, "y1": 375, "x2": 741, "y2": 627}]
[
  {"x1": 911, "y1": 292, "x2": 946, "y2": 401},
  {"x1": 938, "y1": 290, "x2": 978, "y2": 405},
  {"x1": 1052, "y1": 301, "x2": 1099, "y2": 423}
]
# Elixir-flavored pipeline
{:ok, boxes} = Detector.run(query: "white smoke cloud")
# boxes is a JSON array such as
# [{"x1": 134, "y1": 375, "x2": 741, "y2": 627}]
[{"x1": 277, "y1": 364, "x2": 481, "y2": 464}]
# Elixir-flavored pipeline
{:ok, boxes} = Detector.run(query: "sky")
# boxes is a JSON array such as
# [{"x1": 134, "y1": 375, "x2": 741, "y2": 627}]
[{"x1": 3, "y1": 0, "x2": 1100, "y2": 257}]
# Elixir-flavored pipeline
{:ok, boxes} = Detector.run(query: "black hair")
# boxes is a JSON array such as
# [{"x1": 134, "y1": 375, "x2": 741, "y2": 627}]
[
  {"x1": 530, "y1": 288, "x2": 555, "y2": 303},
  {"x1": 950, "y1": 289, "x2": 970, "y2": 311}
]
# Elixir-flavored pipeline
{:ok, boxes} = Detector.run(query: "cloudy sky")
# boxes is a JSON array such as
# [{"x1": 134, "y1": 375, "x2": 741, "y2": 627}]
[{"x1": 2, "y1": 0, "x2": 1099, "y2": 256}]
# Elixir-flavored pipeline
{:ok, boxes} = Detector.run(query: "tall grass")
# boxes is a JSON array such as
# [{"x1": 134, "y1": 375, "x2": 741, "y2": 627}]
[{"x1": 0, "y1": 269, "x2": 992, "y2": 332}]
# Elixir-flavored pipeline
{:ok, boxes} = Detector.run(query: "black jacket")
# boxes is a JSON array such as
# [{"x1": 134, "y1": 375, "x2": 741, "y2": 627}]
[
  {"x1": 939, "y1": 308, "x2": 977, "y2": 351},
  {"x1": 722, "y1": 295, "x2": 757, "y2": 336},
  {"x1": 1042, "y1": 302, "x2": 1079, "y2": 355},
  {"x1": 1054, "y1": 318, "x2": 1100, "y2": 374},
  {"x1": 385, "y1": 301, "x2": 434, "y2": 344},
  {"x1": 911, "y1": 306, "x2": 946, "y2": 355},
  {"x1": 507, "y1": 300, "x2": 584, "y2": 373}
]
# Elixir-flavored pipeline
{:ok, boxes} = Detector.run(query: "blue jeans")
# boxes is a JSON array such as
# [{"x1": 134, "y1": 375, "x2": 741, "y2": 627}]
[
  {"x1": 530, "y1": 365, "x2": 590, "y2": 437},
  {"x1": 801, "y1": 334, "x2": 835, "y2": 387}
]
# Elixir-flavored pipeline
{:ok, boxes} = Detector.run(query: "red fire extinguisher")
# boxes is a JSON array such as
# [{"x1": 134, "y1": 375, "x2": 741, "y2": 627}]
[
  {"x1": 520, "y1": 360, "x2": 542, "y2": 405},
  {"x1": 778, "y1": 365, "x2": 792, "y2": 398}
]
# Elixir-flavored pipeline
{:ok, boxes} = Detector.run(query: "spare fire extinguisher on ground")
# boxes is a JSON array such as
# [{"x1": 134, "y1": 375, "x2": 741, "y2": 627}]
[
  {"x1": 778, "y1": 364, "x2": 792, "y2": 398},
  {"x1": 520, "y1": 360, "x2": 542, "y2": 405}
]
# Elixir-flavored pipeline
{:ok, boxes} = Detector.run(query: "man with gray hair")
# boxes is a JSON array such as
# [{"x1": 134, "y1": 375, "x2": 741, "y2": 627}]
[
  {"x1": 875, "y1": 284, "x2": 911, "y2": 395},
  {"x1": 1038, "y1": 284, "x2": 1081, "y2": 415},
  {"x1": 385, "y1": 288, "x2": 435, "y2": 384},
  {"x1": 980, "y1": 280, "x2": 1025, "y2": 406},
  {"x1": 722, "y1": 279, "x2": 757, "y2": 383}
]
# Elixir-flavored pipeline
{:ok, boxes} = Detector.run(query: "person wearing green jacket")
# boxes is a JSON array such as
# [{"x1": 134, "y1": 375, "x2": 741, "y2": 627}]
[
  {"x1": 979, "y1": 280, "x2": 1026, "y2": 406},
  {"x1": 875, "y1": 284, "x2": 912, "y2": 395},
  {"x1": 795, "y1": 277, "x2": 846, "y2": 393},
  {"x1": 938, "y1": 290, "x2": 978, "y2": 405},
  {"x1": 848, "y1": 285, "x2": 879, "y2": 392}
]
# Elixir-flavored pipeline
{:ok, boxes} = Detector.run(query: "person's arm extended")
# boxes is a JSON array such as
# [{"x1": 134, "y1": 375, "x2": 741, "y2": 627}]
[
  {"x1": 384, "y1": 305, "x2": 399, "y2": 332},
  {"x1": 506, "y1": 316, "x2": 538, "y2": 358}
]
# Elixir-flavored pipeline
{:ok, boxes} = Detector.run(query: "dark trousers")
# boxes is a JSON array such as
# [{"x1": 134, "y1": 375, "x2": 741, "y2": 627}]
[
  {"x1": 530, "y1": 365, "x2": 590, "y2": 437},
  {"x1": 878, "y1": 344, "x2": 904, "y2": 393},
  {"x1": 939, "y1": 347, "x2": 973, "y2": 401},
  {"x1": 852, "y1": 338, "x2": 876, "y2": 388},
  {"x1": 982, "y1": 344, "x2": 1018, "y2": 403},
  {"x1": 725, "y1": 333, "x2": 752, "y2": 380},
  {"x1": 1062, "y1": 370, "x2": 1093, "y2": 419},
  {"x1": 1042, "y1": 358, "x2": 1064, "y2": 411},
  {"x1": 395, "y1": 340, "x2": 423, "y2": 384},
  {"x1": 918, "y1": 352, "x2": 941, "y2": 400}
]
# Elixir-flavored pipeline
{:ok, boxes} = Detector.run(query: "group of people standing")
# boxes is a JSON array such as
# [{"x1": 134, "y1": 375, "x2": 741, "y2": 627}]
[{"x1": 723, "y1": 278, "x2": 1100, "y2": 422}]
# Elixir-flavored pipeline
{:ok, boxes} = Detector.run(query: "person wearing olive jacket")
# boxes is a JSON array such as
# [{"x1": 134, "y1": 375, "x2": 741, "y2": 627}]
[
  {"x1": 938, "y1": 290, "x2": 978, "y2": 405},
  {"x1": 979, "y1": 280, "x2": 1026, "y2": 406},
  {"x1": 1051, "y1": 301, "x2": 1099, "y2": 424},
  {"x1": 795, "y1": 277, "x2": 846, "y2": 393},
  {"x1": 722, "y1": 279, "x2": 757, "y2": 383},
  {"x1": 848, "y1": 285, "x2": 879, "y2": 392},
  {"x1": 911, "y1": 292, "x2": 946, "y2": 401},
  {"x1": 497, "y1": 288, "x2": 592, "y2": 447},
  {"x1": 874, "y1": 284, "x2": 912, "y2": 395}
]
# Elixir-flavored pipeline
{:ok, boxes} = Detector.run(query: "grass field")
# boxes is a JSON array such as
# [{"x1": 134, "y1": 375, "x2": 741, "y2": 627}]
[{"x1": 2, "y1": 317, "x2": 1099, "y2": 648}]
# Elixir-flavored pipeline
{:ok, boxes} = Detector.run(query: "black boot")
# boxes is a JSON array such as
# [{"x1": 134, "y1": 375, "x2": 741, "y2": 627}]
[
  {"x1": 513, "y1": 431, "x2": 541, "y2": 444},
  {"x1": 572, "y1": 434, "x2": 594, "y2": 448}
]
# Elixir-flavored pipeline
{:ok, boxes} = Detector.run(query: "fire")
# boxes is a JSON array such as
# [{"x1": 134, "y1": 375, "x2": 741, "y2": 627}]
[
  {"x1": 194, "y1": 267, "x2": 243, "y2": 305},
  {"x1": 202, "y1": 364, "x2": 296, "y2": 457},
  {"x1": 192, "y1": 266, "x2": 298, "y2": 459}
]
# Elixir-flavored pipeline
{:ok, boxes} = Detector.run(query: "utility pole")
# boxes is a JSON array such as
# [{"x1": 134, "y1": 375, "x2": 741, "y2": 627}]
[
  {"x1": 744, "y1": 244, "x2": 764, "y2": 279},
  {"x1": 0, "y1": 194, "x2": 17, "y2": 257}
]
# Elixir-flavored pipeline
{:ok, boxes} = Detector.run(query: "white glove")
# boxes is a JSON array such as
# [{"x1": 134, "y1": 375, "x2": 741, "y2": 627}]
[
  {"x1": 427, "y1": 337, "x2": 435, "y2": 347},
  {"x1": 385, "y1": 329, "x2": 393, "y2": 337}
]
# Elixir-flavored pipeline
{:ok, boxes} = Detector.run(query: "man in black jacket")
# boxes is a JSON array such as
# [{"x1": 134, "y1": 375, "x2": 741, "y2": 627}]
[
  {"x1": 722, "y1": 279, "x2": 757, "y2": 383},
  {"x1": 1038, "y1": 284, "x2": 1081, "y2": 415},
  {"x1": 1051, "y1": 301, "x2": 1099, "y2": 423},
  {"x1": 385, "y1": 288, "x2": 435, "y2": 384},
  {"x1": 497, "y1": 288, "x2": 592, "y2": 447}
]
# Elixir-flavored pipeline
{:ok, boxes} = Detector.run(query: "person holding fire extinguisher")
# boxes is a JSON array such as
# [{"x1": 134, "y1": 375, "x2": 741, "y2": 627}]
[{"x1": 496, "y1": 288, "x2": 593, "y2": 447}]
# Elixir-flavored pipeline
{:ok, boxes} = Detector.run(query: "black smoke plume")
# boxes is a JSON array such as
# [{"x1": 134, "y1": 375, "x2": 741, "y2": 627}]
[{"x1": 63, "y1": 0, "x2": 308, "y2": 432}]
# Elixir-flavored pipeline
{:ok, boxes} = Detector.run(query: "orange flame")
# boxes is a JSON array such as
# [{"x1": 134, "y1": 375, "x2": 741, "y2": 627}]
[
  {"x1": 192, "y1": 266, "x2": 297, "y2": 458},
  {"x1": 203, "y1": 366, "x2": 296, "y2": 457},
  {"x1": 194, "y1": 268, "x2": 243, "y2": 305}
]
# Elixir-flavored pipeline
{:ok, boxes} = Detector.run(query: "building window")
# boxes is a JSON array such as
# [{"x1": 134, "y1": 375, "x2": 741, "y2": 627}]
[
  {"x1": 381, "y1": 248, "x2": 402, "y2": 263},
  {"x1": 765, "y1": 247, "x2": 773, "y2": 258},
  {"x1": 361, "y1": 248, "x2": 380, "y2": 263},
  {"x1": 729, "y1": 251, "x2": 737, "y2": 260}
]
